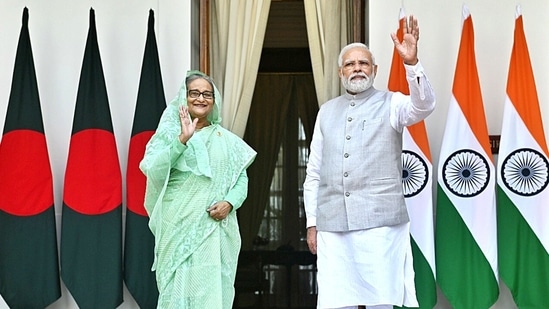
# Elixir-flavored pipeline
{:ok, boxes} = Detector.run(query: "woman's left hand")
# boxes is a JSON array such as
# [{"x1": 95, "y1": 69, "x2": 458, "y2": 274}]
[{"x1": 207, "y1": 201, "x2": 233, "y2": 221}]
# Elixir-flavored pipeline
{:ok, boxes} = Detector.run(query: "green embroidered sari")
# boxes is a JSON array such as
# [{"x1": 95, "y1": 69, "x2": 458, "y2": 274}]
[{"x1": 140, "y1": 71, "x2": 256, "y2": 308}]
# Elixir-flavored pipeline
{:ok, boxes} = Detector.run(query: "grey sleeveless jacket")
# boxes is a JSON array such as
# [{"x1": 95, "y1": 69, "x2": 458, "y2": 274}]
[{"x1": 316, "y1": 87, "x2": 408, "y2": 232}]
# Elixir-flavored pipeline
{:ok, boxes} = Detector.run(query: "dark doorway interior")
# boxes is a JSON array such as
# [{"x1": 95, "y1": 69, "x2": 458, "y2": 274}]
[
  {"x1": 234, "y1": 1, "x2": 317, "y2": 308},
  {"x1": 234, "y1": 1, "x2": 367, "y2": 308}
]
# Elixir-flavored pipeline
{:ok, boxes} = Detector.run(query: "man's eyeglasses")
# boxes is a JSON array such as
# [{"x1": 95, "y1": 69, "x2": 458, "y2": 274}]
[
  {"x1": 188, "y1": 89, "x2": 214, "y2": 100},
  {"x1": 342, "y1": 60, "x2": 372, "y2": 70}
]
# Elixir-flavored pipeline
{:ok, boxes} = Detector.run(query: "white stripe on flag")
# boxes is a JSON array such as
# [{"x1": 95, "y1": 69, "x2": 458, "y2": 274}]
[
  {"x1": 403, "y1": 128, "x2": 436, "y2": 274},
  {"x1": 438, "y1": 95, "x2": 498, "y2": 278},
  {"x1": 497, "y1": 96, "x2": 549, "y2": 251}
]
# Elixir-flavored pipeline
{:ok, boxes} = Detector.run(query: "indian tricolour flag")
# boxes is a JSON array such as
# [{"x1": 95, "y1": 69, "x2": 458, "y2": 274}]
[
  {"x1": 497, "y1": 5, "x2": 549, "y2": 308},
  {"x1": 388, "y1": 8, "x2": 436, "y2": 309},
  {"x1": 435, "y1": 5, "x2": 499, "y2": 309}
]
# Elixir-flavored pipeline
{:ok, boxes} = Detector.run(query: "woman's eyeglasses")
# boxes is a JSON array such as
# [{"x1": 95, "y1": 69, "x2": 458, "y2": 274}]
[{"x1": 188, "y1": 89, "x2": 214, "y2": 100}]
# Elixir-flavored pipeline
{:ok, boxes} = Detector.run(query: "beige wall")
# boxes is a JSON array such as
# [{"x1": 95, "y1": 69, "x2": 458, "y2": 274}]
[
  {"x1": 370, "y1": 1, "x2": 549, "y2": 308},
  {"x1": 0, "y1": 0, "x2": 192, "y2": 308}
]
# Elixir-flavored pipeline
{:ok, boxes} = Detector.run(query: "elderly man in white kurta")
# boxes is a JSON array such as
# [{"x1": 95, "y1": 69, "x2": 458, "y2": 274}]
[{"x1": 303, "y1": 16, "x2": 435, "y2": 309}]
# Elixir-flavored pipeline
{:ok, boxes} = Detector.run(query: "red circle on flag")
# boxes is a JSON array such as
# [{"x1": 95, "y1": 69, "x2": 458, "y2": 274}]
[
  {"x1": 126, "y1": 131, "x2": 154, "y2": 216},
  {"x1": 0, "y1": 130, "x2": 54, "y2": 216},
  {"x1": 63, "y1": 129, "x2": 122, "y2": 215}
]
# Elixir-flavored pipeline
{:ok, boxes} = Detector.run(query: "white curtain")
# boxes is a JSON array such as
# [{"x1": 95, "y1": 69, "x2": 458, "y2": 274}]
[
  {"x1": 304, "y1": 0, "x2": 349, "y2": 106},
  {"x1": 210, "y1": 0, "x2": 271, "y2": 137}
]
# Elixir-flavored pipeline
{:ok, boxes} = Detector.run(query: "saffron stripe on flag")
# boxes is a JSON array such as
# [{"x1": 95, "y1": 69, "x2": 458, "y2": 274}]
[
  {"x1": 435, "y1": 5, "x2": 499, "y2": 309},
  {"x1": 496, "y1": 5, "x2": 549, "y2": 308}
]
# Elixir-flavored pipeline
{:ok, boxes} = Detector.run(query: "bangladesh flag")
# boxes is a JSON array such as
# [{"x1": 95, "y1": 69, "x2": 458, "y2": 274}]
[
  {"x1": 0, "y1": 7, "x2": 61, "y2": 308},
  {"x1": 124, "y1": 9, "x2": 164, "y2": 308},
  {"x1": 388, "y1": 8, "x2": 436, "y2": 309},
  {"x1": 435, "y1": 5, "x2": 499, "y2": 309},
  {"x1": 497, "y1": 5, "x2": 549, "y2": 308},
  {"x1": 60, "y1": 8, "x2": 123, "y2": 309}
]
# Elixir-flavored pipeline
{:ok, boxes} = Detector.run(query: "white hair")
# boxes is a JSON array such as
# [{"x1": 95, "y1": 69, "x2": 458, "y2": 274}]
[{"x1": 337, "y1": 42, "x2": 376, "y2": 67}]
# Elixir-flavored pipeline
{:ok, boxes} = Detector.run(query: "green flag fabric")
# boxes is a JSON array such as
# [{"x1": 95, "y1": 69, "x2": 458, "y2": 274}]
[
  {"x1": 0, "y1": 8, "x2": 61, "y2": 308},
  {"x1": 124, "y1": 9, "x2": 165, "y2": 308},
  {"x1": 60, "y1": 8, "x2": 123, "y2": 309}
]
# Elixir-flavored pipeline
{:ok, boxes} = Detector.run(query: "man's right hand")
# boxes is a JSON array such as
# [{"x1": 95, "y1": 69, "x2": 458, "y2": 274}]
[{"x1": 307, "y1": 226, "x2": 317, "y2": 255}]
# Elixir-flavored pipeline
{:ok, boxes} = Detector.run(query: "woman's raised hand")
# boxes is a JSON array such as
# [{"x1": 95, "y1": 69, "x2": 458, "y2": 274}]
[{"x1": 178, "y1": 105, "x2": 198, "y2": 144}]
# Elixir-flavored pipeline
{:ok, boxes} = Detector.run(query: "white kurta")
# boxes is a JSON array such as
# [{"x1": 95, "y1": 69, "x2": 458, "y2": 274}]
[{"x1": 316, "y1": 223, "x2": 418, "y2": 308}]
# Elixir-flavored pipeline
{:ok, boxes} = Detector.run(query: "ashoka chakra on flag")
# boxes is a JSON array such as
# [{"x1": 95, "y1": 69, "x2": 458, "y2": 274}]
[
  {"x1": 442, "y1": 149, "x2": 490, "y2": 198},
  {"x1": 401, "y1": 150, "x2": 429, "y2": 198},
  {"x1": 501, "y1": 148, "x2": 549, "y2": 196}
]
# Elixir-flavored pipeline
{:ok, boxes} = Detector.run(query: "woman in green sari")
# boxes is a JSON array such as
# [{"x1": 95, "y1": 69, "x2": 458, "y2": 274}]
[{"x1": 140, "y1": 71, "x2": 256, "y2": 308}]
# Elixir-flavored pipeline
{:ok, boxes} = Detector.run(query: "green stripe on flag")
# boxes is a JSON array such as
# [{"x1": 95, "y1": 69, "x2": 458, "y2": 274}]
[
  {"x1": 497, "y1": 186, "x2": 549, "y2": 308},
  {"x1": 397, "y1": 237, "x2": 436, "y2": 309},
  {"x1": 436, "y1": 185, "x2": 498, "y2": 309},
  {"x1": 411, "y1": 237, "x2": 436, "y2": 308}
]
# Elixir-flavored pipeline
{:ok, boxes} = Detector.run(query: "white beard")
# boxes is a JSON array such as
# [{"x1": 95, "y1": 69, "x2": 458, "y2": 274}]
[{"x1": 342, "y1": 72, "x2": 375, "y2": 93}]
